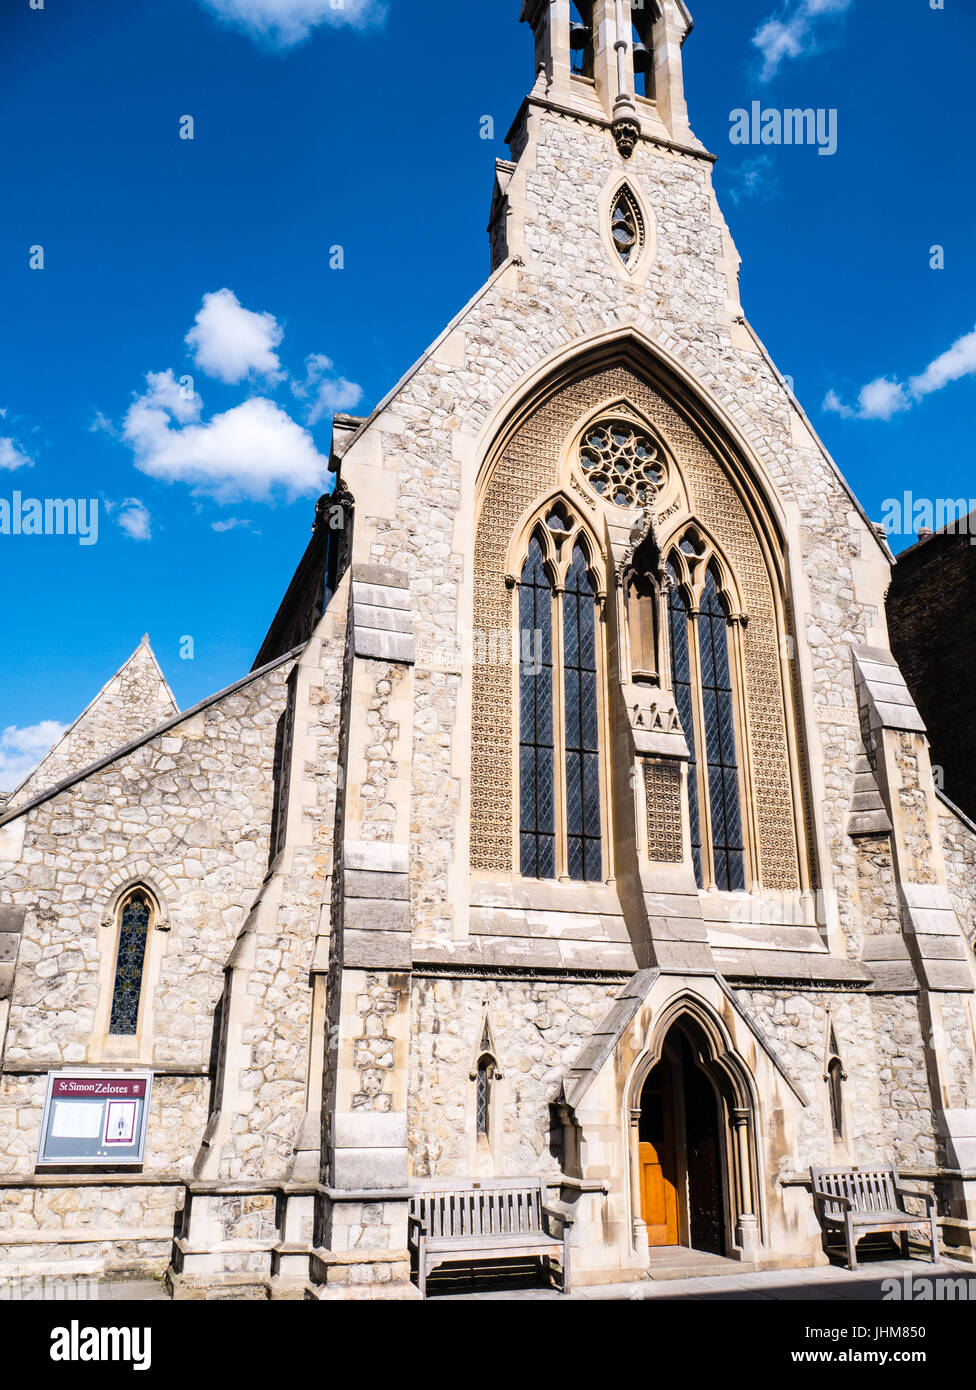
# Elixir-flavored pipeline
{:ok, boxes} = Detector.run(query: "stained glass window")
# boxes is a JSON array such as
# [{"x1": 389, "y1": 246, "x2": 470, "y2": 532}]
[
  {"x1": 108, "y1": 893, "x2": 151, "y2": 1035},
  {"x1": 563, "y1": 544, "x2": 602, "y2": 882},
  {"x1": 828, "y1": 1059, "x2": 844, "y2": 1139},
  {"x1": 609, "y1": 187, "x2": 643, "y2": 266},
  {"x1": 476, "y1": 1058, "x2": 492, "y2": 1136},
  {"x1": 578, "y1": 420, "x2": 666, "y2": 508},
  {"x1": 519, "y1": 534, "x2": 556, "y2": 878},
  {"x1": 698, "y1": 569, "x2": 745, "y2": 891},
  {"x1": 667, "y1": 564, "x2": 703, "y2": 887}
]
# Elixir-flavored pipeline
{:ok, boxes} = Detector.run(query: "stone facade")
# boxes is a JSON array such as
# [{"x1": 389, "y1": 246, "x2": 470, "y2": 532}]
[{"x1": 2, "y1": 0, "x2": 976, "y2": 1297}]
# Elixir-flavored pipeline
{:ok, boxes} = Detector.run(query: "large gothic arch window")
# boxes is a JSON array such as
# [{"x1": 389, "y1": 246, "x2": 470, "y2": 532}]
[
  {"x1": 517, "y1": 512, "x2": 604, "y2": 882},
  {"x1": 667, "y1": 545, "x2": 746, "y2": 893}
]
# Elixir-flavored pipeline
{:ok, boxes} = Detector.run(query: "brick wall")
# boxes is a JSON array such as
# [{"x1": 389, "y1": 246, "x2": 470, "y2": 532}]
[{"x1": 888, "y1": 528, "x2": 976, "y2": 822}]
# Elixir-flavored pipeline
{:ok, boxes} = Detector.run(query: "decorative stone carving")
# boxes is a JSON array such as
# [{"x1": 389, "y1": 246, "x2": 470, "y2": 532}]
[
  {"x1": 580, "y1": 419, "x2": 666, "y2": 509},
  {"x1": 625, "y1": 684, "x2": 689, "y2": 759},
  {"x1": 611, "y1": 115, "x2": 640, "y2": 158},
  {"x1": 644, "y1": 760, "x2": 684, "y2": 864}
]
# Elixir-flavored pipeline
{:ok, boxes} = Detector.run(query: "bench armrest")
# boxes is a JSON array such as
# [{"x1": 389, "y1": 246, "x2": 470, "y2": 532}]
[
  {"x1": 407, "y1": 1212, "x2": 428, "y2": 1237},
  {"x1": 542, "y1": 1201, "x2": 575, "y2": 1227},
  {"x1": 895, "y1": 1186, "x2": 937, "y2": 1213},
  {"x1": 812, "y1": 1190, "x2": 853, "y2": 1213}
]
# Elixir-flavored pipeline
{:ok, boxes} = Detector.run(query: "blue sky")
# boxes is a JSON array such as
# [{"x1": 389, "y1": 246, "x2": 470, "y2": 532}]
[{"x1": 1, "y1": 0, "x2": 974, "y2": 788}]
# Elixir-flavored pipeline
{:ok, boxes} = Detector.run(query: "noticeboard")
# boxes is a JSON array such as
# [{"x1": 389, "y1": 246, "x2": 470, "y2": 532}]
[{"x1": 36, "y1": 1071, "x2": 153, "y2": 1166}]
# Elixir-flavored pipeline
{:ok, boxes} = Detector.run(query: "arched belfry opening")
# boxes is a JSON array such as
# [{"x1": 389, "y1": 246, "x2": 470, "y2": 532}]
[{"x1": 631, "y1": 1008, "x2": 761, "y2": 1260}]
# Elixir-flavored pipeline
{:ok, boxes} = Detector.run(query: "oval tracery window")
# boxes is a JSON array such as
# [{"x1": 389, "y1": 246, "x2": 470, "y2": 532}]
[
  {"x1": 610, "y1": 186, "x2": 643, "y2": 266},
  {"x1": 579, "y1": 420, "x2": 666, "y2": 508}
]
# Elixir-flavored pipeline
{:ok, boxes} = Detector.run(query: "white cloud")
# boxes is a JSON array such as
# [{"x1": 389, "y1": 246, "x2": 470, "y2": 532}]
[
  {"x1": 195, "y1": 0, "x2": 386, "y2": 49},
  {"x1": 186, "y1": 288, "x2": 285, "y2": 385},
  {"x1": 0, "y1": 436, "x2": 33, "y2": 471},
  {"x1": 909, "y1": 323, "x2": 976, "y2": 399},
  {"x1": 0, "y1": 721, "x2": 67, "y2": 792},
  {"x1": 824, "y1": 323, "x2": 976, "y2": 421},
  {"x1": 292, "y1": 353, "x2": 364, "y2": 424},
  {"x1": 117, "y1": 499, "x2": 152, "y2": 541},
  {"x1": 752, "y1": 0, "x2": 852, "y2": 82},
  {"x1": 89, "y1": 411, "x2": 118, "y2": 437},
  {"x1": 123, "y1": 369, "x2": 329, "y2": 503},
  {"x1": 211, "y1": 517, "x2": 259, "y2": 533},
  {"x1": 823, "y1": 377, "x2": 910, "y2": 421},
  {"x1": 727, "y1": 155, "x2": 776, "y2": 206}
]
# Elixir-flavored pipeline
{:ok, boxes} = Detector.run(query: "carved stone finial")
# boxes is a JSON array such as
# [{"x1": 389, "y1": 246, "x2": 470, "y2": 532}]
[{"x1": 617, "y1": 504, "x2": 664, "y2": 588}]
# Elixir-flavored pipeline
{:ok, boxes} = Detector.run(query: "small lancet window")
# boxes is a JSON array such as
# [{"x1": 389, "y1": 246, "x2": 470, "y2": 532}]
[
  {"x1": 476, "y1": 1056, "x2": 494, "y2": 1136},
  {"x1": 109, "y1": 891, "x2": 152, "y2": 1035},
  {"x1": 474, "y1": 1023, "x2": 498, "y2": 1138},
  {"x1": 610, "y1": 186, "x2": 644, "y2": 267},
  {"x1": 825, "y1": 1024, "x2": 847, "y2": 1140}
]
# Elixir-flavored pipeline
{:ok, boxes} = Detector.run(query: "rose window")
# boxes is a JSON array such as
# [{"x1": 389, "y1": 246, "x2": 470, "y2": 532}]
[{"x1": 579, "y1": 421, "x2": 666, "y2": 508}]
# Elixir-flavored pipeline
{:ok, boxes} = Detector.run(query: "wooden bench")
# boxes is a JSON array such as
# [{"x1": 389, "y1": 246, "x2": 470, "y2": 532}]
[
  {"x1": 811, "y1": 1166, "x2": 939, "y2": 1271},
  {"x1": 408, "y1": 1180, "x2": 572, "y2": 1297}
]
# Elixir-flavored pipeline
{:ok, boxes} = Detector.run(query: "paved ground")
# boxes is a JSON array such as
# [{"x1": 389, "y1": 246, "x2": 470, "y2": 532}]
[
  {"x1": 436, "y1": 1257, "x2": 975, "y2": 1300},
  {"x1": 18, "y1": 1253, "x2": 973, "y2": 1301}
]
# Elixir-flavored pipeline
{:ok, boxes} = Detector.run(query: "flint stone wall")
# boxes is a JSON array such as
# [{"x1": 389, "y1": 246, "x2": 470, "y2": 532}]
[
  {"x1": 348, "y1": 108, "x2": 888, "y2": 942},
  {"x1": 6, "y1": 645, "x2": 178, "y2": 814},
  {"x1": 408, "y1": 975, "x2": 616, "y2": 1177},
  {"x1": 0, "y1": 660, "x2": 294, "y2": 1175},
  {"x1": 736, "y1": 988, "x2": 938, "y2": 1172}
]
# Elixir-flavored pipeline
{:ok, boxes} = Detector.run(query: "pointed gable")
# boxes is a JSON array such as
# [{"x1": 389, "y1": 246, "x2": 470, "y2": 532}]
[{"x1": 4, "y1": 637, "x2": 179, "y2": 812}]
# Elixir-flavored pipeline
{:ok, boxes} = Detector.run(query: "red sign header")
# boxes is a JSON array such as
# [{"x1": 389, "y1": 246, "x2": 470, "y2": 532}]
[{"x1": 51, "y1": 1076, "x2": 147, "y2": 1100}]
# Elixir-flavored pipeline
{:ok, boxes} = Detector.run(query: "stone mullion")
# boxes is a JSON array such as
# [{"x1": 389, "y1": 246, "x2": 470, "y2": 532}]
[{"x1": 728, "y1": 615, "x2": 759, "y2": 894}]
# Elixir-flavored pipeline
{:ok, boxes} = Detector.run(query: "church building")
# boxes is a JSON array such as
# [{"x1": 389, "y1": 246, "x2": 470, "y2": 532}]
[{"x1": 2, "y1": 0, "x2": 976, "y2": 1298}]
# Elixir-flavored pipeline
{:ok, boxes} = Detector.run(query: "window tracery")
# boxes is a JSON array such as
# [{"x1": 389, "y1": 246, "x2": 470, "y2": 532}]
[
  {"x1": 579, "y1": 419, "x2": 665, "y2": 508},
  {"x1": 608, "y1": 186, "x2": 645, "y2": 267}
]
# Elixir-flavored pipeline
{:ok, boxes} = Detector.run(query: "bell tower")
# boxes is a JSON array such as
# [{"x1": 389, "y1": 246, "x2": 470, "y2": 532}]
[{"x1": 519, "y1": 0, "x2": 697, "y2": 156}]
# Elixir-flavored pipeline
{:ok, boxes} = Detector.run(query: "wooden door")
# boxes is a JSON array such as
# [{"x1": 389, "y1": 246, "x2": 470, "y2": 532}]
[{"x1": 638, "y1": 1061, "x2": 680, "y2": 1245}]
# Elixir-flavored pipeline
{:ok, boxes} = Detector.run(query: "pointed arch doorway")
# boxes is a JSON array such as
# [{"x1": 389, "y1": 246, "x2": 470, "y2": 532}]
[{"x1": 637, "y1": 1021, "x2": 730, "y2": 1255}]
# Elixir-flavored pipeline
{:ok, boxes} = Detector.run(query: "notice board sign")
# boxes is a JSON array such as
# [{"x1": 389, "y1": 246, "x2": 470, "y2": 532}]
[{"x1": 37, "y1": 1071, "x2": 153, "y2": 1166}]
